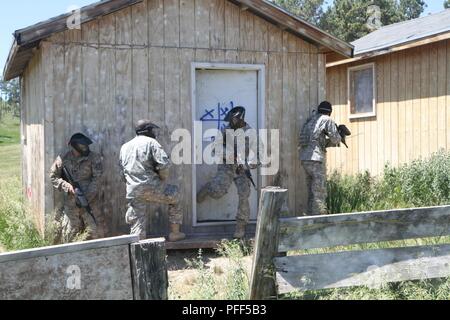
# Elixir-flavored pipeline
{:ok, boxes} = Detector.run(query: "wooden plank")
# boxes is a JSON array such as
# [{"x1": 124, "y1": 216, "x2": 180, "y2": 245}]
[
  {"x1": 412, "y1": 49, "x2": 422, "y2": 161},
  {"x1": 404, "y1": 50, "x2": 414, "y2": 163},
  {"x1": 295, "y1": 41, "x2": 310, "y2": 212},
  {"x1": 116, "y1": 7, "x2": 132, "y2": 44},
  {"x1": 164, "y1": 48, "x2": 182, "y2": 213},
  {"x1": 278, "y1": 205, "x2": 450, "y2": 252},
  {"x1": 195, "y1": 0, "x2": 210, "y2": 48},
  {"x1": 390, "y1": 52, "x2": 399, "y2": 168},
  {"x1": 210, "y1": 0, "x2": 225, "y2": 49},
  {"x1": 239, "y1": 9, "x2": 255, "y2": 51},
  {"x1": 275, "y1": 244, "x2": 450, "y2": 293},
  {"x1": 132, "y1": 0, "x2": 148, "y2": 46},
  {"x1": 41, "y1": 41, "x2": 55, "y2": 220},
  {"x1": 180, "y1": 48, "x2": 195, "y2": 235},
  {"x1": 225, "y1": 50, "x2": 239, "y2": 63},
  {"x1": 180, "y1": 0, "x2": 196, "y2": 48},
  {"x1": 437, "y1": 41, "x2": 447, "y2": 151},
  {"x1": 130, "y1": 238, "x2": 168, "y2": 300},
  {"x1": 383, "y1": 55, "x2": 391, "y2": 169},
  {"x1": 249, "y1": 187, "x2": 288, "y2": 300},
  {"x1": 429, "y1": 44, "x2": 439, "y2": 154},
  {"x1": 0, "y1": 235, "x2": 139, "y2": 263},
  {"x1": 282, "y1": 51, "x2": 297, "y2": 214},
  {"x1": 224, "y1": 1, "x2": 240, "y2": 50},
  {"x1": 99, "y1": 14, "x2": 116, "y2": 234},
  {"x1": 398, "y1": 50, "x2": 406, "y2": 165},
  {"x1": 115, "y1": 9, "x2": 133, "y2": 233},
  {"x1": 266, "y1": 52, "x2": 283, "y2": 186},
  {"x1": 14, "y1": 0, "x2": 143, "y2": 45},
  {"x1": 81, "y1": 20, "x2": 100, "y2": 144},
  {"x1": 268, "y1": 24, "x2": 282, "y2": 53},
  {"x1": 148, "y1": 47, "x2": 166, "y2": 235},
  {"x1": 420, "y1": 45, "x2": 430, "y2": 159},
  {"x1": 148, "y1": 0, "x2": 164, "y2": 46},
  {"x1": 254, "y1": 16, "x2": 268, "y2": 52},
  {"x1": 447, "y1": 40, "x2": 450, "y2": 151},
  {"x1": 0, "y1": 240, "x2": 136, "y2": 300},
  {"x1": 164, "y1": 0, "x2": 180, "y2": 47},
  {"x1": 132, "y1": 48, "x2": 149, "y2": 126}
]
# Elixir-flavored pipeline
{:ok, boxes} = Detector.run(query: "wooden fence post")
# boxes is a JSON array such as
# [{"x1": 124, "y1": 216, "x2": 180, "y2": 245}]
[
  {"x1": 130, "y1": 238, "x2": 168, "y2": 300},
  {"x1": 249, "y1": 187, "x2": 288, "y2": 300}
]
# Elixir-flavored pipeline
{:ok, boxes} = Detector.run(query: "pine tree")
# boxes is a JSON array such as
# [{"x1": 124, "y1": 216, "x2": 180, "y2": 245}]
[{"x1": 273, "y1": 0, "x2": 325, "y2": 25}]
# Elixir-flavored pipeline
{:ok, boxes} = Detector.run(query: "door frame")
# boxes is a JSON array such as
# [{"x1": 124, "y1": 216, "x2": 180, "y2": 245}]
[{"x1": 191, "y1": 62, "x2": 266, "y2": 227}]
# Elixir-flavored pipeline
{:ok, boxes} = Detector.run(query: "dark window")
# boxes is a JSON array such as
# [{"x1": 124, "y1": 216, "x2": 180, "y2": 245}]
[{"x1": 348, "y1": 63, "x2": 376, "y2": 118}]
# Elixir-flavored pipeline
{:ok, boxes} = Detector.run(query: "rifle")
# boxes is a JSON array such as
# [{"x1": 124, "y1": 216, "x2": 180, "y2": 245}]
[
  {"x1": 239, "y1": 162, "x2": 257, "y2": 190},
  {"x1": 337, "y1": 124, "x2": 352, "y2": 149},
  {"x1": 61, "y1": 166, "x2": 97, "y2": 225}
]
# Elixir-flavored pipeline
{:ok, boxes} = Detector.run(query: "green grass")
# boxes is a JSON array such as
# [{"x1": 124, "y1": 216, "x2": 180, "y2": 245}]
[
  {"x1": 0, "y1": 114, "x2": 20, "y2": 146},
  {"x1": 0, "y1": 113, "x2": 57, "y2": 252}
]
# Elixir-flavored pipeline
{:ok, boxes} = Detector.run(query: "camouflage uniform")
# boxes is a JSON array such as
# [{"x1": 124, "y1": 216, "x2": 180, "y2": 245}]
[
  {"x1": 300, "y1": 113, "x2": 341, "y2": 215},
  {"x1": 119, "y1": 135, "x2": 183, "y2": 240},
  {"x1": 49, "y1": 151, "x2": 106, "y2": 242},
  {"x1": 198, "y1": 124, "x2": 258, "y2": 224}
]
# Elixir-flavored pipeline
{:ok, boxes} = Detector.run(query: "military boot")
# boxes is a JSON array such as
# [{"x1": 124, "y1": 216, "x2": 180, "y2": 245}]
[
  {"x1": 233, "y1": 222, "x2": 247, "y2": 239},
  {"x1": 197, "y1": 187, "x2": 209, "y2": 204},
  {"x1": 169, "y1": 224, "x2": 186, "y2": 242}
]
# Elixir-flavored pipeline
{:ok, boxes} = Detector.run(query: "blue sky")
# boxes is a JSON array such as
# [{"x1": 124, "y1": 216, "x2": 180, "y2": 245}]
[{"x1": 0, "y1": 0, "x2": 447, "y2": 75}]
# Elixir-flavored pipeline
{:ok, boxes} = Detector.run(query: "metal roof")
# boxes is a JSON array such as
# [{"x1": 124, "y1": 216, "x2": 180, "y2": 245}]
[{"x1": 352, "y1": 9, "x2": 450, "y2": 55}]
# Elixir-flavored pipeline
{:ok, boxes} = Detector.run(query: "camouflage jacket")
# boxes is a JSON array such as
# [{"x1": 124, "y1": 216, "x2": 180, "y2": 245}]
[
  {"x1": 299, "y1": 113, "x2": 341, "y2": 163},
  {"x1": 119, "y1": 135, "x2": 171, "y2": 199},
  {"x1": 49, "y1": 150, "x2": 103, "y2": 202},
  {"x1": 219, "y1": 124, "x2": 262, "y2": 167}
]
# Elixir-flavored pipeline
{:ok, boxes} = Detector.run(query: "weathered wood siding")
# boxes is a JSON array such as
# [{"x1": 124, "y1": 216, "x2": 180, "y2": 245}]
[
  {"x1": 327, "y1": 40, "x2": 450, "y2": 176},
  {"x1": 21, "y1": 48, "x2": 46, "y2": 233},
  {"x1": 22, "y1": 0, "x2": 326, "y2": 235}
]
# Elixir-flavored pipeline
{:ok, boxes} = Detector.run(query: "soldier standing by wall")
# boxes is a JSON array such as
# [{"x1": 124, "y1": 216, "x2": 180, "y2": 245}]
[
  {"x1": 119, "y1": 120, "x2": 185, "y2": 242},
  {"x1": 49, "y1": 133, "x2": 107, "y2": 242},
  {"x1": 197, "y1": 107, "x2": 260, "y2": 239},
  {"x1": 299, "y1": 101, "x2": 342, "y2": 216}
]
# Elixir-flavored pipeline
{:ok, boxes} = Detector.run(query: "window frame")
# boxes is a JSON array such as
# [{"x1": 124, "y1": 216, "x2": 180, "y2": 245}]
[{"x1": 347, "y1": 62, "x2": 377, "y2": 120}]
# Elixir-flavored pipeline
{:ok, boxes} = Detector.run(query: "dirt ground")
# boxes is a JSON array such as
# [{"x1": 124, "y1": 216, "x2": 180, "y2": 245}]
[{"x1": 167, "y1": 249, "x2": 253, "y2": 300}]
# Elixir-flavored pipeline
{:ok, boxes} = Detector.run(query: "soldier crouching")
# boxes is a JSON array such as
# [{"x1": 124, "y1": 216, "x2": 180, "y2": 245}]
[{"x1": 49, "y1": 133, "x2": 107, "y2": 242}]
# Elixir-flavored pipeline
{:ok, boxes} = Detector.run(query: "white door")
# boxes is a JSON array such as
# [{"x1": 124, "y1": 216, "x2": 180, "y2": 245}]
[{"x1": 194, "y1": 68, "x2": 260, "y2": 223}]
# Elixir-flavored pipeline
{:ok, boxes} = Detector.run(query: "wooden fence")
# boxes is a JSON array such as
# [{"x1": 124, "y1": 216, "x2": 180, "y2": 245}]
[
  {"x1": 0, "y1": 236, "x2": 168, "y2": 300},
  {"x1": 250, "y1": 187, "x2": 450, "y2": 299}
]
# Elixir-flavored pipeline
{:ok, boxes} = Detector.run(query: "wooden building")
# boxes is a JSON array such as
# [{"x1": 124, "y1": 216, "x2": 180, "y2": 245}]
[
  {"x1": 3, "y1": 0, "x2": 352, "y2": 243},
  {"x1": 326, "y1": 10, "x2": 450, "y2": 176}
]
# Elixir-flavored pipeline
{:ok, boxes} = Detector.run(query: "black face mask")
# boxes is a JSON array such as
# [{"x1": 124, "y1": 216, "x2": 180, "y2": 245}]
[{"x1": 72, "y1": 143, "x2": 91, "y2": 157}]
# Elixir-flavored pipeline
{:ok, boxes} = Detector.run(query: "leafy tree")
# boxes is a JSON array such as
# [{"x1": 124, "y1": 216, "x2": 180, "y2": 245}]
[
  {"x1": 319, "y1": 0, "x2": 426, "y2": 42},
  {"x1": 445, "y1": 0, "x2": 450, "y2": 9},
  {"x1": 273, "y1": 0, "x2": 325, "y2": 25},
  {"x1": 0, "y1": 77, "x2": 20, "y2": 116},
  {"x1": 399, "y1": 0, "x2": 426, "y2": 20}
]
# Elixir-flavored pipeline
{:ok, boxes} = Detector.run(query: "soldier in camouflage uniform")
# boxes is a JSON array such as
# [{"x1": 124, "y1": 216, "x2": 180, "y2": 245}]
[
  {"x1": 197, "y1": 107, "x2": 259, "y2": 239},
  {"x1": 119, "y1": 120, "x2": 185, "y2": 242},
  {"x1": 50, "y1": 133, "x2": 106, "y2": 242},
  {"x1": 299, "y1": 101, "x2": 342, "y2": 216}
]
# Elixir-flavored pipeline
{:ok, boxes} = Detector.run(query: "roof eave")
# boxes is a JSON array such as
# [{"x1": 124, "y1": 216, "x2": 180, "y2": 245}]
[{"x1": 327, "y1": 30, "x2": 450, "y2": 68}]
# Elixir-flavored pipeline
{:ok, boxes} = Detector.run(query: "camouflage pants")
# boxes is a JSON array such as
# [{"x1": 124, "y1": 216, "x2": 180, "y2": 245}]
[
  {"x1": 199, "y1": 164, "x2": 251, "y2": 224},
  {"x1": 61, "y1": 197, "x2": 105, "y2": 242},
  {"x1": 126, "y1": 184, "x2": 183, "y2": 240},
  {"x1": 302, "y1": 160, "x2": 328, "y2": 215}
]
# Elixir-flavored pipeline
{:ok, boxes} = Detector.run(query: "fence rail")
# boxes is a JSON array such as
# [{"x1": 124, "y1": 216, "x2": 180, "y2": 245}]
[{"x1": 250, "y1": 187, "x2": 450, "y2": 299}]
